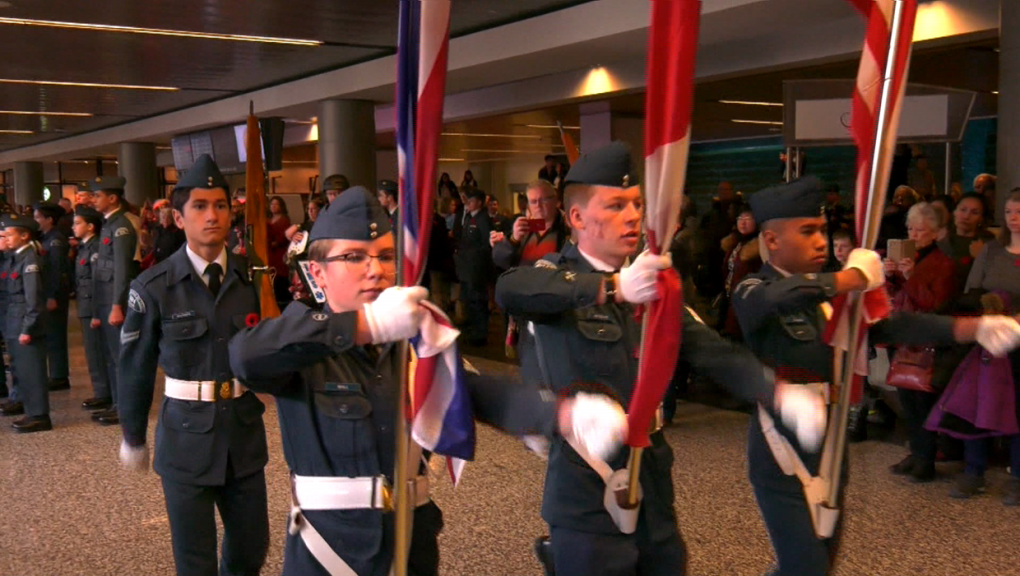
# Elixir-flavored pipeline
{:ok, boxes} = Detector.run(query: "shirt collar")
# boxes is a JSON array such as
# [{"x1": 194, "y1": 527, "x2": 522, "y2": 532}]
[
  {"x1": 577, "y1": 247, "x2": 617, "y2": 272},
  {"x1": 16, "y1": 244, "x2": 30, "y2": 254},
  {"x1": 81, "y1": 234, "x2": 94, "y2": 244},
  {"x1": 185, "y1": 244, "x2": 227, "y2": 278},
  {"x1": 769, "y1": 262, "x2": 794, "y2": 278}
]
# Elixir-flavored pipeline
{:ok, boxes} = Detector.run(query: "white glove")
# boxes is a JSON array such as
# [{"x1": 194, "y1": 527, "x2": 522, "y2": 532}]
[
  {"x1": 976, "y1": 315, "x2": 1020, "y2": 357},
  {"x1": 619, "y1": 250, "x2": 672, "y2": 304},
  {"x1": 119, "y1": 440, "x2": 150, "y2": 472},
  {"x1": 362, "y1": 286, "x2": 428, "y2": 343},
  {"x1": 844, "y1": 248, "x2": 884, "y2": 291},
  {"x1": 776, "y1": 384, "x2": 827, "y2": 453},
  {"x1": 562, "y1": 392, "x2": 628, "y2": 461}
]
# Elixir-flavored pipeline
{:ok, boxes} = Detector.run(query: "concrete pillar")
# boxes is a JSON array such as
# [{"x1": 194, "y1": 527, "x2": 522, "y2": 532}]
[
  {"x1": 118, "y1": 142, "x2": 159, "y2": 206},
  {"x1": 317, "y1": 99, "x2": 377, "y2": 189},
  {"x1": 996, "y1": 0, "x2": 1020, "y2": 214},
  {"x1": 13, "y1": 161, "x2": 43, "y2": 207},
  {"x1": 580, "y1": 101, "x2": 612, "y2": 154}
]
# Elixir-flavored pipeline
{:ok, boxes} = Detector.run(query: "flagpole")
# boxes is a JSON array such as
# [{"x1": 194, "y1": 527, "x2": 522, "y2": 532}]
[
  {"x1": 824, "y1": 0, "x2": 909, "y2": 507},
  {"x1": 392, "y1": 210, "x2": 414, "y2": 576}
]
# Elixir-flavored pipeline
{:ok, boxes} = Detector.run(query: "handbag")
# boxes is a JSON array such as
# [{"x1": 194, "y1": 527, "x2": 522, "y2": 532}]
[{"x1": 886, "y1": 346, "x2": 935, "y2": 392}]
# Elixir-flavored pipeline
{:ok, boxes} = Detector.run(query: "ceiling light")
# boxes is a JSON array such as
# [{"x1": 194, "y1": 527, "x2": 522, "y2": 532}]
[
  {"x1": 0, "y1": 110, "x2": 92, "y2": 117},
  {"x1": 438, "y1": 158, "x2": 466, "y2": 162},
  {"x1": 0, "y1": 17, "x2": 322, "y2": 46},
  {"x1": 0, "y1": 78, "x2": 179, "y2": 91},
  {"x1": 992, "y1": 90, "x2": 1000, "y2": 95},
  {"x1": 0, "y1": 129, "x2": 33, "y2": 134},
  {"x1": 461, "y1": 149, "x2": 560, "y2": 154},
  {"x1": 732, "y1": 119, "x2": 784, "y2": 126},
  {"x1": 442, "y1": 132, "x2": 542, "y2": 139},
  {"x1": 719, "y1": 100, "x2": 784, "y2": 107},
  {"x1": 525, "y1": 124, "x2": 581, "y2": 130}
]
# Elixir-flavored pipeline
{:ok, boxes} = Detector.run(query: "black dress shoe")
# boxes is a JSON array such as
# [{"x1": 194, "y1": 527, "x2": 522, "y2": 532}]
[
  {"x1": 97, "y1": 412, "x2": 120, "y2": 426},
  {"x1": 0, "y1": 401, "x2": 24, "y2": 416},
  {"x1": 82, "y1": 397, "x2": 113, "y2": 411},
  {"x1": 12, "y1": 415, "x2": 52, "y2": 433},
  {"x1": 909, "y1": 462, "x2": 936, "y2": 483},
  {"x1": 91, "y1": 407, "x2": 117, "y2": 421},
  {"x1": 47, "y1": 378, "x2": 71, "y2": 391},
  {"x1": 889, "y1": 454, "x2": 916, "y2": 476},
  {"x1": 533, "y1": 536, "x2": 555, "y2": 576}
]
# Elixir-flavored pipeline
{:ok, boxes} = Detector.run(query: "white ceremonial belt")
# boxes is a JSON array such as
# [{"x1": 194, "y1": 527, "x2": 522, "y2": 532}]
[
  {"x1": 292, "y1": 474, "x2": 430, "y2": 511},
  {"x1": 164, "y1": 377, "x2": 246, "y2": 402}
]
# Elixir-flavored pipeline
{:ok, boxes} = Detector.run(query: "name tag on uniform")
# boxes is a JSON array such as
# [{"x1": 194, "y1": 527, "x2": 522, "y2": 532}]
[
  {"x1": 170, "y1": 310, "x2": 196, "y2": 320},
  {"x1": 324, "y1": 382, "x2": 363, "y2": 394}
]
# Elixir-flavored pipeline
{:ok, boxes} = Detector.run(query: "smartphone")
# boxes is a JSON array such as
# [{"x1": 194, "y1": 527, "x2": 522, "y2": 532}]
[{"x1": 526, "y1": 219, "x2": 546, "y2": 233}]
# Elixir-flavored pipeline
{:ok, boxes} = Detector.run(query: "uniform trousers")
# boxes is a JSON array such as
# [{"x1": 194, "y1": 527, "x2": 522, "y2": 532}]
[
  {"x1": 161, "y1": 467, "x2": 270, "y2": 576},
  {"x1": 748, "y1": 419, "x2": 845, "y2": 576},
  {"x1": 898, "y1": 387, "x2": 938, "y2": 464},
  {"x1": 0, "y1": 325, "x2": 7, "y2": 397},
  {"x1": 549, "y1": 520, "x2": 687, "y2": 576},
  {"x1": 6, "y1": 336, "x2": 48, "y2": 417},
  {"x1": 96, "y1": 304, "x2": 121, "y2": 404},
  {"x1": 80, "y1": 319, "x2": 111, "y2": 399},
  {"x1": 459, "y1": 279, "x2": 490, "y2": 342},
  {"x1": 44, "y1": 297, "x2": 69, "y2": 380}
]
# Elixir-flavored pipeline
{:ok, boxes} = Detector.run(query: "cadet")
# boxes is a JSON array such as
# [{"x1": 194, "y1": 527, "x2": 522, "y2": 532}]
[
  {"x1": 376, "y1": 179, "x2": 399, "y2": 228},
  {"x1": 0, "y1": 219, "x2": 10, "y2": 401},
  {"x1": 1, "y1": 214, "x2": 52, "y2": 432},
  {"x1": 73, "y1": 206, "x2": 112, "y2": 411},
  {"x1": 452, "y1": 188, "x2": 492, "y2": 346},
  {"x1": 90, "y1": 176, "x2": 140, "y2": 425},
  {"x1": 34, "y1": 201, "x2": 72, "y2": 391},
  {"x1": 322, "y1": 173, "x2": 350, "y2": 205},
  {"x1": 494, "y1": 142, "x2": 823, "y2": 576},
  {"x1": 228, "y1": 187, "x2": 627, "y2": 576},
  {"x1": 732, "y1": 177, "x2": 1020, "y2": 576},
  {"x1": 117, "y1": 155, "x2": 270, "y2": 576}
]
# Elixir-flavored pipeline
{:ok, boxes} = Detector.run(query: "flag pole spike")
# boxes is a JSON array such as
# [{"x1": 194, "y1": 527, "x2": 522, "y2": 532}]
[{"x1": 249, "y1": 101, "x2": 254, "y2": 116}]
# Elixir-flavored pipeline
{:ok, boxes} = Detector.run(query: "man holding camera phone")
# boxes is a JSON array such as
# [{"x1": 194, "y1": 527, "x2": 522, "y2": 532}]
[{"x1": 490, "y1": 179, "x2": 569, "y2": 270}]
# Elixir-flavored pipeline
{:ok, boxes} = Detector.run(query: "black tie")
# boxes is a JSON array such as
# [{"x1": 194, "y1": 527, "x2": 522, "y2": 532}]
[{"x1": 205, "y1": 262, "x2": 223, "y2": 296}]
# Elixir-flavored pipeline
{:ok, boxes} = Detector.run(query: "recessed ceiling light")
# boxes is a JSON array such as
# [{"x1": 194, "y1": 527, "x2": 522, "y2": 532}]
[
  {"x1": 992, "y1": 90, "x2": 1000, "y2": 95},
  {"x1": 0, "y1": 78, "x2": 179, "y2": 91},
  {"x1": 0, "y1": 17, "x2": 322, "y2": 46},
  {"x1": 0, "y1": 110, "x2": 92, "y2": 117},
  {"x1": 0, "y1": 2, "x2": 13, "y2": 8},
  {"x1": 439, "y1": 158, "x2": 466, "y2": 162},
  {"x1": 0, "y1": 129, "x2": 33, "y2": 134},
  {"x1": 719, "y1": 100, "x2": 784, "y2": 107},
  {"x1": 461, "y1": 149, "x2": 560, "y2": 154},
  {"x1": 525, "y1": 124, "x2": 581, "y2": 130},
  {"x1": 732, "y1": 119, "x2": 784, "y2": 126},
  {"x1": 442, "y1": 132, "x2": 542, "y2": 139}
]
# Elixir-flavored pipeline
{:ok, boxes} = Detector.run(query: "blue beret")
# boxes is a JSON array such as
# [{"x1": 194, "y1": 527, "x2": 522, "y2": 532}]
[
  {"x1": 564, "y1": 141, "x2": 639, "y2": 188},
  {"x1": 2, "y1": 212, "x2": 39, "y2": 232},
  {"x1": 748, "y1": 176, "x2": 826, "y2": 224},
  {"x1": 309, "y1": 186, "x2": 392, "y2": 243},
  {"x1": 174, "y1": 154, "x2": 229, "y2": 192},
  {"x1": 89, "y1": 176, "x2": 126, "y2": 194},
  {"x1": 33, "y1": 202, "x2": 64, "y2": 220}
]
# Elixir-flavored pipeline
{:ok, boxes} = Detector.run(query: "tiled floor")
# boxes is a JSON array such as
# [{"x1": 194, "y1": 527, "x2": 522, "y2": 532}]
[{"x1": 1, "y1": 319, "x2": 1018, "y2": 576}]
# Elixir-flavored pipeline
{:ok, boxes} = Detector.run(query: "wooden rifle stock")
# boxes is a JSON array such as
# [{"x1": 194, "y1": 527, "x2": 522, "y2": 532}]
[{"x1": 245, "y1": 102, "x2": 281, "y2": 320}]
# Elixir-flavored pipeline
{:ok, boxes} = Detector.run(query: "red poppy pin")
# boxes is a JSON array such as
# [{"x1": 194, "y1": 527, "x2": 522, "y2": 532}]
[
  {"x1": 103, "y1": 237, "x2": 111, "y2": 245},
  {"x1": 1014, "y1": 258, "x2": 1020, "y2": 268},
  {"x1": 10, "y1": 272, "x2": 18, "y2": 280},
  {"x1": 245, "y1": 313, "x2": 260, "y2": 328},
  {"x1": 0, "y1": 273, "x2": 6, "y2": 279},
  {"x1": 79, "y1": 258, "x2": 86, "y2": 266},
  {"x1": 961, "y1": 256, "x2": 973, "y2": 266}
]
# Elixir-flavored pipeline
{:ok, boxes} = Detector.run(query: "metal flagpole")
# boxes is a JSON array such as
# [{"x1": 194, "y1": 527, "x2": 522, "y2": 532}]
[{"x1": 824, "y1": 0, "x2": 909, "y2": 507}]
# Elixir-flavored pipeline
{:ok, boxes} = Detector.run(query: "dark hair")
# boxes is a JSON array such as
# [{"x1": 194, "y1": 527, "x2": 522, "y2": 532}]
[
  {"x1": 269, "y1": 195, "x2": 288, "y2": 216},
  {"x1": 957, "y1": 192, "x2": 988, "y2": 217},
  {"x1": 998, "y1": 189, "x2": 1020, "y2": 245},
  {"x1": 75, "y1": 212, "x2": 103, "y2": 233},
  {"x1": 381, "y1": 188, "x2": 398, "y2": 202},
  {"x1": 439, "y1": 172, "x2": 451, "y2": 183},
  {"x1": 308, "y1": 196, "x2": 327, "y2": 211},
  {"x1": 171, "y1": 186, "x2": 230, "y2": 214},
  {"x1": 545, "y1": 155, "x2": 556, "y2": 162},
  {"x1": 467, "y1": 189, "x2": 486, "y2": 202},
  {"x1": 930, "y1": 195, "x2": 955, "y2": 213},
  {"x1": 832, "y1": 228, "x2": 854, "y2": 243}
]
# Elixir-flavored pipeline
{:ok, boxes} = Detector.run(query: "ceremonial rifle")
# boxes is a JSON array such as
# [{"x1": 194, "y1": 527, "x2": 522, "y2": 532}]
[{"x1": 244, "y1": 102, "x2": 281, "y2": 320}]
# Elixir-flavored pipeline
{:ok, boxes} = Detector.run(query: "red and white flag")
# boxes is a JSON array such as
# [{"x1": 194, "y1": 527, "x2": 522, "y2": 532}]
[
  {"x1": 824, "y1": 0, "x2": 918, "y2": 399},
  {"x1": 626, "y1": 0, "x2": 700, "y2": 449}
]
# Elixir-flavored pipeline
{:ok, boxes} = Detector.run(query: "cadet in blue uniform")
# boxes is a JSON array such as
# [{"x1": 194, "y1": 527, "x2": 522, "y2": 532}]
[
  {"x1": 453, "y1": 188, "x2": 493, "y2": 346},
  {"x1": 495, "y1": 142, "x2": 824, "y2": 576},
  {"x1": 228, "y1": 187, "x2": 627, "y2": 576},
  {"x1": 118, "y1": 155, "x2": 270, "y2": 576},
  {"x1": 2, "y1": 214, "x2": 52, "y2": 432},
  {"x1": 0, "y1": 219, "x2": 10, "y2": 401},
  {"x1": 90, "y1": 176, "x2": 140, "y2": 425},
  {"x1": 733, "y1": 177, "x2": 1020, "y2": 576},
  {"x1": 34, "y1": 202, "x2": 72, "y2": 391},
  {"x1": 73, "y1": 206, "x2": 112, "y2": 411}
]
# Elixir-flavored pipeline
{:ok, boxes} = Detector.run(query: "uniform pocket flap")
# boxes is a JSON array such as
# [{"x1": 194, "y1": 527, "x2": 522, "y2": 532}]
[
  {"x1": 95, "y1": 268, "x2": 113, "y2": 282},
  {"x1": 779, "y1": 314, "x2": 818, "y2": 341},
  {"x1": 161, "y1": 400, "x2": 216, "y2": 433},
  {"x1": 576, "y1": 319, "x2": 622, "y2": 343},
  {"x1": 163, "y1": 318, "x2": 209, "y2": 341},
  {"x1": 315, "y1": 392, "x2": 373, "y2": 419}
]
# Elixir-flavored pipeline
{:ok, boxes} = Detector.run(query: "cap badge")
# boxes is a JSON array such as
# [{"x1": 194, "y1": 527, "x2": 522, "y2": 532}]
[{"x1": 622, "y1": 174, "x2": 630, "y2": 187}]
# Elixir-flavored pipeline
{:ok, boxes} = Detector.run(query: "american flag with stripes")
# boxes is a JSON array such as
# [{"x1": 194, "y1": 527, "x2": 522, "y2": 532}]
[
  {"x1": 824, "y1": 0, "x2": 918, "y2": 400},
  {"x1": 396, "y1": 0, "x2": 474, "y2": 484}
]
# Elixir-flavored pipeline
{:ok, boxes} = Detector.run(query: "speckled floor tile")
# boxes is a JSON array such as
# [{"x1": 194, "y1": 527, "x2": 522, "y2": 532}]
[{"x1": 2, "y1": 329, "x2": 1018, "y2": 576}]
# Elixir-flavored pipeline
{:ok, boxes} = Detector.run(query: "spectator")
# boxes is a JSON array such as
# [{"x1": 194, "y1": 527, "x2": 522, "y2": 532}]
[
  {"x1": 974, "y1": 173, "x2": 997, "y2": 222},
  {"x1": 908, "y1": 154, "x2": 938, "y2": 200},
  {"x1": 832, "y1": 228, "x2": 855, "y2": 267},
  {"x1": 948, "y1": 181, "x2": 963, "y2": 204},
  {"x1": 947, "y1": 189, "x2": 1020, "y2": 505},
  {"x1": 554, "y1": 161, "x2": 570, "y2": 193},
  {"x1": 228, "y1": 197, "x2": 246, "y2": 255},
  {"x1": 453, "y1": 188, "x2": 492, "y2": 346},
  {"x1": 538, "y1": 155, "x2": 557, "y2": 183},
  {"x1": 695, "y1": 181, "x2": 738, "y2": 301},
  {"x1": 490, "y1": 180, "x2": 567, "y2": 270},
  {"x1": 877, "y1": 185, "x2": 920, "y2": 249},
  {"x1": 267, "y1": 195, "x2": 292, "y2": 303},
  {"x1": 487, "y1": 196, "x2": 510, "y2": 234},
  {"x1": 440, "y1": 195, "x2": 458, "y2": 234},
  {"x1": 438, "y1": 172, "x2": 456, "y2": 197},
  {"x1": 74, "y1": 190, "x2": 93, "y2": 208},
  {"x1": 377, "y1": 180, "x2": 399, "y2": 228},
  {"x1": 939, "y1": 192, "x2": 994, "y2": 278},
  {"x1": 460, "y1": 170, "x2": 478, "y2": 190},
  {"x1": 930, "y1": 195, "x2": 954, "y2": 242},
  {"x1": 824, "y1": 183, "x2": 852, "y2": 268},
  {"x1": 322, "y1": 174, "x2": 350, "y2": 205},
  {"x1": 884, "y1": 202, "x2": 960, "y2": 483},
  {"x1": 57, "y1": 198, "x2": 74, "y2": 238},
  {"x1": 511, "y1": 194, "x2": 528, "y2": 223},
  {"x1": 285, "y1": 195, "x2": 326, "y2": 242},
  {"x1": 285, "y1": 195, "x2": 326, "y2": 304},
  {"x1": 718, "y1": 207, "x2": 762, "y2": 340},
  {"x1": 149, "y1": 205, "x2": 186, "y2": 265}
]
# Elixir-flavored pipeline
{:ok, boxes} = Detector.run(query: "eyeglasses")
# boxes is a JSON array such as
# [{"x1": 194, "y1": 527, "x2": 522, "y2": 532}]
[{"x1": 318, "y1": 251, "x2": 397, "y2": 275}]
